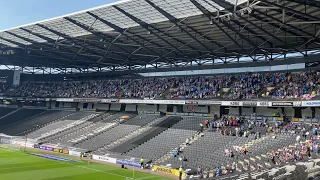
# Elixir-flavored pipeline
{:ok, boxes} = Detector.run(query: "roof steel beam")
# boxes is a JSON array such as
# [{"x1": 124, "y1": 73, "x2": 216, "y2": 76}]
[
  {"x1": 86, "y1": 11, "x2": 172, "y2": 63},
  {"x1": 20, "y1": 28, "x2": 57, "y2": 43},
  {"x1": 0, "y1": 36, "x2": 25, "y2": 47},
  {"x1": 63, "y1": 17, "x2": 132, "y2": 56},
  {"x1": 190, "y1": 0, "x2": 255, "y2": 60},
  {"x1": 5, "y1": 31, "x2": 41, "y2": 46},
  {"x1": 209, "y1": 0, "x2": 305, "y2": 55},
  {"x1": 20, "y1": 27, "x2": 98, "y2": 64},
  {"x1": 287, "y1": 0, "x2": 320, "y2": 8},
  {"x1": 111, "y1": 6, "x2": 181, "y2": 56},
  {"x1": 253, "y1": 9, "x2": 320, "y2": 43},
  {"x1": 259, "y1": 0, "x2": 320, "y2": 21},
  {"x1": 36, "y1": 24, "x2": 128, "y2": 65},
  {"x1": 110, "y1": 7, "x2": 184, "y2": 55},
  {"x1": 144, "y1": 0, "x2": 221, "y2": 55}
]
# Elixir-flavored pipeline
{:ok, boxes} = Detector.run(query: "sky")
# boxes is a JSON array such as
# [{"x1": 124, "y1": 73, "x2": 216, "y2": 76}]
[{"x1": 0, "y1": 0, "x2": 118, "y2": 30}]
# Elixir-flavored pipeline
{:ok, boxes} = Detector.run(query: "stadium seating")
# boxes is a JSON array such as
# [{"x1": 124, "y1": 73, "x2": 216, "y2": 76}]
[
  {"x1": 0, "y1": 108, "x2": 46, "y2": 127},
  {"x1": 43, "y1": 112, "x2": 115, "y2": 145},
  {"x1": 0, "y1": 107, "x2": 16, "y2": 118},
  {"x1": 74, "y1": 114, "x2": 160, "y2": 151},
  {"x1": 124, "y1": 116, "x2": 204, "y2": 161},
  {"x1": 27, "y1": 111, "x2": 96, "y2": 139},
  {"x1": 0, "y1": 110, "x2": 74, "y2": 136}
]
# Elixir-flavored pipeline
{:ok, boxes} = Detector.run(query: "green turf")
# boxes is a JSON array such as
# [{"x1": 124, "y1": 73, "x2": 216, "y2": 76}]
[{"x1": 0, "y1": 148, "x2": 173, "y2": 180}]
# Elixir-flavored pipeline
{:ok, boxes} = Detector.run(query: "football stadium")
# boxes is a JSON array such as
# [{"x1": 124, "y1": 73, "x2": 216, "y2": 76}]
[{"x1": 1, "y1": 0, "x2": 320, "y2": 179}]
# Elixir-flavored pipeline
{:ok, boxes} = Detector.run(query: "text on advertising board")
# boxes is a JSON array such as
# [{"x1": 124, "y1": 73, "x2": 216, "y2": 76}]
[
  {"x1": 272, "y1": 102, "x2": 293, "y2": 106},
  {"x1": 303, "y1": 101, "x2": 320, "y2": 106},
  {"x1": 153, "y1": 165, "x2": 186, "y2": 178},
  {"x1": 257, "y1": 102, "x2": 269, "y2": 106}
]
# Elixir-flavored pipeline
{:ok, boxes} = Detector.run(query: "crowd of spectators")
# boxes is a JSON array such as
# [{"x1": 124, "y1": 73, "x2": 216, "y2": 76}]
[
  {"x1": 200, "y1": 115, "x2": 319, "y2": 177},
  {"x1": 3, "y1": 70, "x2": 320, "y2": 99}
]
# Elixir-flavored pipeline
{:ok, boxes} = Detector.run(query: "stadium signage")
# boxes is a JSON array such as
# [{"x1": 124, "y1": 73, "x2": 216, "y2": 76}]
[
  {"x1": 185, "y1": 101, "x2": 198, "y2": 105},
  {"x1": 221, "y1": 101, "x2": 243, "y2": 106},
  {"x1": 73, "y1": 98, "x2": 101, "y2": 102},
  {"x1": 119, "y1": 99, "x2": 185, "y2": 105},
  {"x1": 197, "y1": 101, "x2": 221, "y2": 105},
  {"x1": 257, "y1": 101, "x2": 270, "y2": 106},
  {"x1": 92, "y1": 154, "x2": 117, "y2": 164},
  {"x1": 68, "y1": 150, "x2": 81, "y2": 157},
  {"x1": 293, "y1": 101, "x2": 302, "y2": 107},
  {"x1": 153, "y1": 165, "x2": 186, "y2": 178},
  {"x1": 242, "y1": 101, "x2": 257, "y2": 106},
  {"x1": 101, "y1": 99, "x2": 119, "y2": 103},
  {"x1": 302, "y1": 101, "x2": 320, "y2": 107},
  {"x1": 56, "y1": 98, "x2": 73, "y2": 102},
  {"x1": 272, "y1": 102, "x2": 293, "y2": 106},
  {"x1": 116, "y1": 159, "x2": 141, "y2": 168}
]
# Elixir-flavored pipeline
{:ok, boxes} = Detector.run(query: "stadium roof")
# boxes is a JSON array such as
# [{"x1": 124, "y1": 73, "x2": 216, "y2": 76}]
[{"x1": 0, "y1": 0, "x2": 320, "y2": 72}]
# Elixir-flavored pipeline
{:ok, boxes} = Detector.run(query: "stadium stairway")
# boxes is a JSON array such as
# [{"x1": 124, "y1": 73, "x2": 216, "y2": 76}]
[
  {"x1": 73, "y1": 114, "x2": 163, "y2": 151},
  {"x1": 107, "y1": 116, "x2": 182, "y2": 154},
  {"x1": 154, "y1": 127, "x2": 205, "y2": 164},
  {"x1": 72, "y1": 113, "x2": 137, "y2": 147},
  {"x1": 97, "y1": 115, "x2": 169, "y2": 152},
  {"x1": 123, "y1": 116, "x2": 205, "y2": 161},
  {"x1": 15, "y1": 110, "x2": 74, "y2": 136}
]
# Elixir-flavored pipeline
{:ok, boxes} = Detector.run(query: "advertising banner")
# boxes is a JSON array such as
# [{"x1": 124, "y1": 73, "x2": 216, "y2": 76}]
[
  {"x1": 242, "y1": 101, "x2": 257, "y2": 106},
  {"x1": 152, "y1": 165, "x2": 186, "y2": 178},
  {"x1": 185, "y1": 101, "x2": 198, "y2": 105},
  {"x1": 92, "y1": 155, "x2": 117, "y2": 164},
  {"x1": 272, "y1": 102, "x2": 293, "y2": 106},
  {"x1": 197, "y1": 101, "x2": 221, "y2": 105},
  {"x1": 292, "y1": 118, "x2": 299, "y2": 122},
  {"x1": 221, "y1": 101, "x2": 243, "y2": 106},
  {"x1": 69, "y1": 150, "x2": 81, "y2": 157},
  {"x1": 101, "y1": 99, "x2": 119, "y2": 103},
  {"x1": 302, "y1": 101, "x2": 320, "y2": 107},
  {"x1": 116, "y1": 159, "x2": 141, "y2": 168},
  {"x1": 119, "y1": 99, "x2": 185, "y2": 105},
  {"x1": 257, "y1": 102, "x2": 271, "y2": 107},
  {"x1": 73, "y1": 98, "x2": 101, "y2": 102},
  {"x1": 52, "y1": 147, "x2": 69, "y2": 154},
  {"x1": 39, "y1": 145, "x2": 54, "y2": 151}
]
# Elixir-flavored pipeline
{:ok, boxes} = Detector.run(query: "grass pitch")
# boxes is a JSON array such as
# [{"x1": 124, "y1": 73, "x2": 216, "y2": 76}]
[{"x1": 0, "y1": 148, "x2": 173, "y2": 180}]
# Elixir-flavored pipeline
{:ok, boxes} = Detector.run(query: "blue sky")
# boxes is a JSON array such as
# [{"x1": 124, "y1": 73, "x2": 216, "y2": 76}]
[{"x1": 0, "y1": 0, "x2": 118, "y2": 30}]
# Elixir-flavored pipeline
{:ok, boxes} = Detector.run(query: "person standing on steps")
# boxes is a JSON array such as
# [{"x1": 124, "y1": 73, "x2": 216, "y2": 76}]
[
  {"x1": 179, "y1": 166, "x2": 183, "y2": 180},
  {"x1": 199, "y1": 122, "x2": 204, "y2": 132},
  {"x1": 140, "y1": 157, "x2": 144, "y2": 169}
]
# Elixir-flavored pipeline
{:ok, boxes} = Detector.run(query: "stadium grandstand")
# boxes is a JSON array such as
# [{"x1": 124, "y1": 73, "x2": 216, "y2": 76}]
[{"x1": 1, "y1": 0, "x2": 320, "y2": 179}]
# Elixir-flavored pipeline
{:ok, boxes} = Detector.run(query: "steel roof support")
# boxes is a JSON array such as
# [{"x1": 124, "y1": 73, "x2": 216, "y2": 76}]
[
  {"x1": 209, "y1": 0, "x2": 305, "y2": 56},
  {"x1": 144, "y1": 0, "x2": 223, "y2": 56},
  {"x1": 111, "y1": 7, "x2": 184, "y2": 56},
  {"x1": 63, "y1": 17, "x2": 133, "y2": 60},
  {"x1": 287, "y1": 0, "x2": 320, "y2": 8},
  {"x1": 5, "y1": 31, "x2": 42, "y2": 46},
  {"x1": 19, "y1": 28, "x2": 97, "y2": 65},
  {"x1": 86, "y1": 11, "x2": 171, "y2": 64},
  {"x1": 36, "y1": 24, "x2": 127, "y2": 66},
  {"x1": 253, "y1": 9, "x2": 320, "y2": 43},
  {"x1": 259, "y1": 0, "x2": 320, "y2": 21},
  {"x1": 0, "y1": 36, "x2": 25, "y2": 47},
  {"x1": 191, "y1": 0, "x2": 255, "y2": 60}
]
